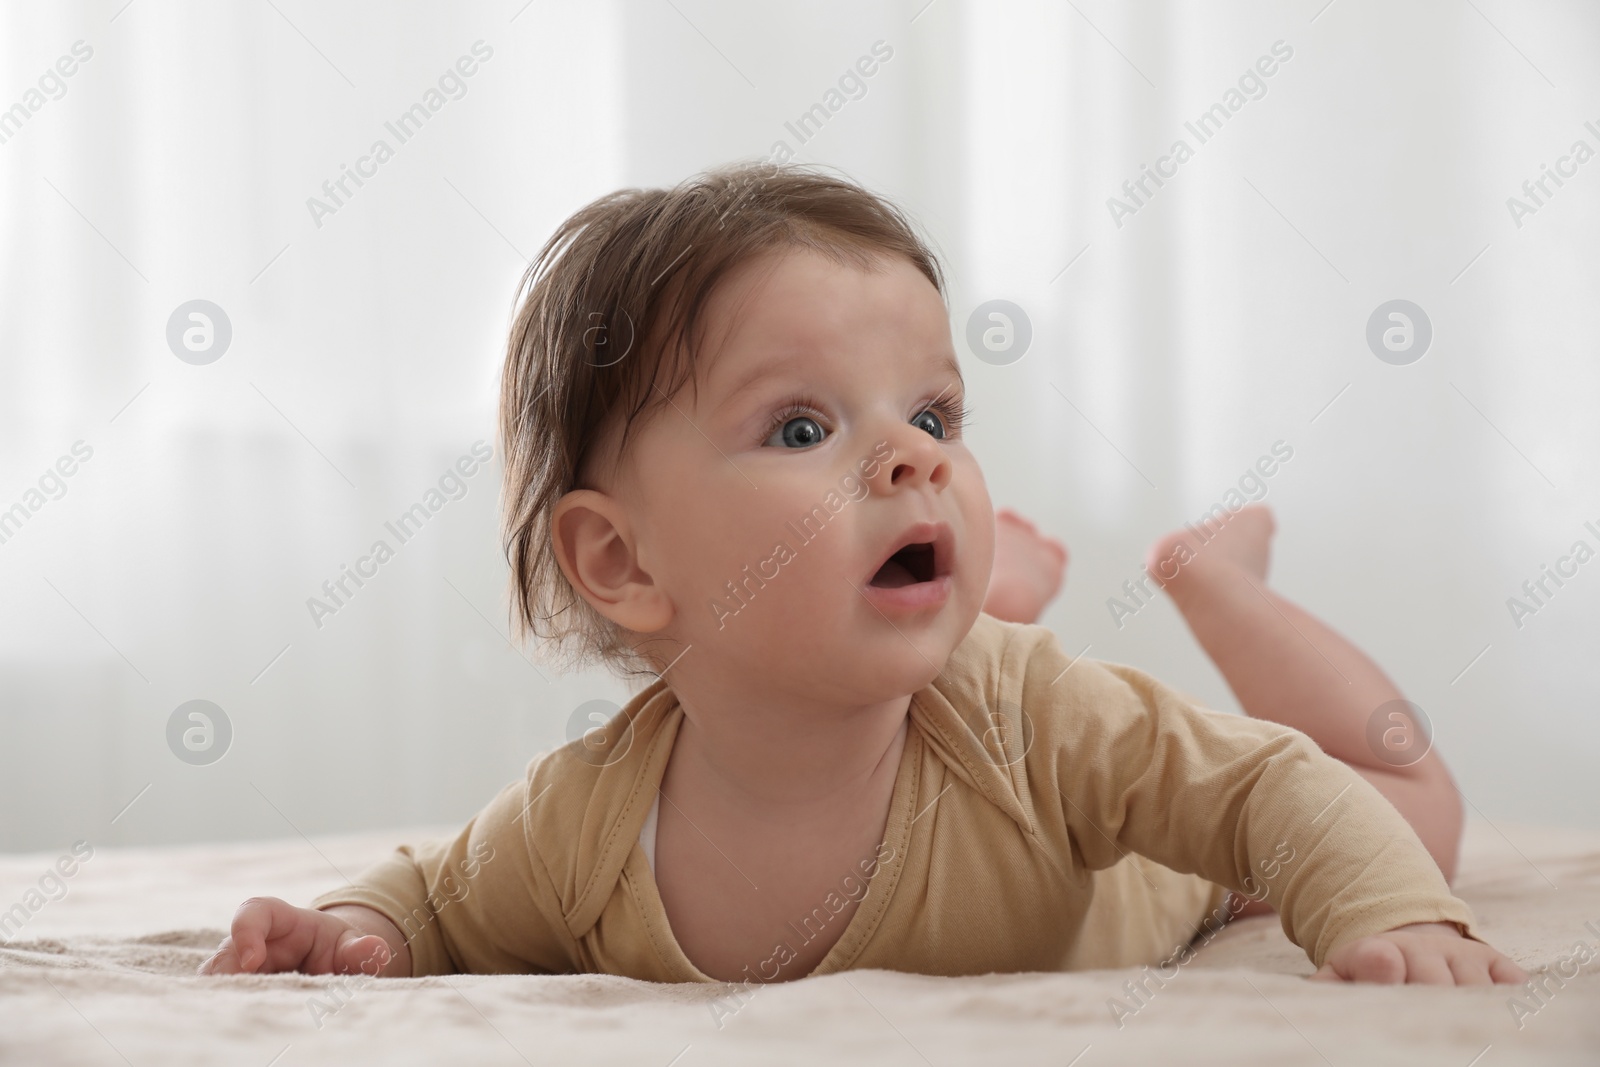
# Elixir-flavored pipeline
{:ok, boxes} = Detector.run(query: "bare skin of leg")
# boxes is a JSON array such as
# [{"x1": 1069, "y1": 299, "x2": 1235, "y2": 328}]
[
  {"x1": 983, "y1": 509, "x2": 1069, "y2": 624},
  {"x1": 983, "y1": 505, "x2": 1465, "y2": 903}
]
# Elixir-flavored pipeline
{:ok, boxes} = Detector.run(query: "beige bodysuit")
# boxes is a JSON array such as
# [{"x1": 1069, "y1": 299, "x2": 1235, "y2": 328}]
[{"x1": 311, "y1": 614, "x2": 1482, "y2": 981}]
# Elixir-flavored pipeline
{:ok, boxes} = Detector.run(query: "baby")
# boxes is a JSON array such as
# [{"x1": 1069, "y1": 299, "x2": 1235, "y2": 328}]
[{"x1": 201, "y1": 162, "x2": 1524, "y2": 988}]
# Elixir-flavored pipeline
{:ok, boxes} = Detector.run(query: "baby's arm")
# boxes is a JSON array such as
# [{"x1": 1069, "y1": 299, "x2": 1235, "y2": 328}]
[
  {"x1": 199, "y1": 767, "x2": 571, "y2": 979},
  {"x1": 1028, "y1": 642, "x2": 1523, "y2": 984}
]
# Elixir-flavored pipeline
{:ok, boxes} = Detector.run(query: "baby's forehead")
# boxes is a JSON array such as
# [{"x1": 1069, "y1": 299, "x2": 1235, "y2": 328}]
[
  {"x1": 693, "y1": 249, "x2": 954, "y2": 390},
  {"x1": 711, "y1": 244, "x2": 937, "y2": 329}
]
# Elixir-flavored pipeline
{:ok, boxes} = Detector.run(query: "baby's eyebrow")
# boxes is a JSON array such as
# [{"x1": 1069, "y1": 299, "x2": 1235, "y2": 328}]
[
  {"x1": 930, "y1": 354, "x2": 964, "y2": 391},
  {"x1": 714, "y1": 352, "x2": 965, "y2": 407},
  {"x1": 713, "y1": 359, "x2": 794, "y2": 406}
]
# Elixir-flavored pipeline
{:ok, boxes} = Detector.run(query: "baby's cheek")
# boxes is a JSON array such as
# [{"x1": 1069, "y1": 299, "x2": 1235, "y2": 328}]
[
  {"x1": 672, "y1": 503, "x2": 805, "y2": 607},
  {"x1": 958, "y1": 464, "x2": 997, "y2": 588}
]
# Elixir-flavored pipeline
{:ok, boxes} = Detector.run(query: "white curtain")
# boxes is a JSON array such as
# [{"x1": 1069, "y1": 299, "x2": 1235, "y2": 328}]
[{"x1": 3, "y1": 0, "x2": 1595, "y2": 850}]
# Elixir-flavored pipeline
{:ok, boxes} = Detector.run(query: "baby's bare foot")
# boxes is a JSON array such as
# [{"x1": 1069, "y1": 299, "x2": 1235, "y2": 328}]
[
  {"x1": 983, "y1": 509, "x2": 1069, "y2": 624},
  {"x1": 1144, "y1": 504, "x2": 1275, "y2": 604}
]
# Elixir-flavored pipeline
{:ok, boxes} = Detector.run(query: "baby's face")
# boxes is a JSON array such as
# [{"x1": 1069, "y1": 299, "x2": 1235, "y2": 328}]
[{"x1": 613, "y1": 246, "x2": 994, "y2": 702}]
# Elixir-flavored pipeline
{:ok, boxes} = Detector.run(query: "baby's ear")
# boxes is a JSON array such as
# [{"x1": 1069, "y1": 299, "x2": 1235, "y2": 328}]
[{"x1": 551, "y1": 489, "x2": 674, "y2": 634}]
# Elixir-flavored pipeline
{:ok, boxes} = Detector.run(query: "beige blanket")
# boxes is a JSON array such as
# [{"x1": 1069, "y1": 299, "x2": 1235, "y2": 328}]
[{"x1": 3, "y1": 819, "x2": 1596, "y2": 1065}]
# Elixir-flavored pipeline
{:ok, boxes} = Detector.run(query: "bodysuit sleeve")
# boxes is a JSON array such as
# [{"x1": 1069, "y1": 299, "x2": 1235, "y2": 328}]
[
  {"x1": 309, "y1": 772, "x2": 578, "y2": 977},
  {"x1": 1022, "y1": 633, "x2": 1483, "y2": 969}
]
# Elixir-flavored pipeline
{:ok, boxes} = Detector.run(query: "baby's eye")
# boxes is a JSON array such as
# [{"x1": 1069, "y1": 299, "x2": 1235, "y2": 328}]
[
  {"x1": 766, "y1": 415, "x2": 827, "y2": 449},
  {"x1": 911, "y1": 409, "x2": 946, "y2": 439}
]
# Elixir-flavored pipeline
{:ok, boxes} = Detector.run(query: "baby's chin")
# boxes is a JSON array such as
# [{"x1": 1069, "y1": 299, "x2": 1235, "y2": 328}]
[
  {"x1": 768, "y1": 604, "x2": 980, "y2": 698},
  {"x1": 768, "y1": 653, "x2": 955, "y2": 708}
]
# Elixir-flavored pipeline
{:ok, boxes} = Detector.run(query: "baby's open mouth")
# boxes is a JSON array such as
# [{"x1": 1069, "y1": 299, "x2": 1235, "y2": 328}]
[
  {"x1": 867, "y1": 522, "x2": 954, "y2": 589},
  {"x1": 870, "y1": 542, "x2": 936, "y2": 588}
]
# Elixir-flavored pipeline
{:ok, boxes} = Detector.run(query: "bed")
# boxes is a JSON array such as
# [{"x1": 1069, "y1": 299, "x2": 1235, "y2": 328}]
[{"x1": 3, "y1": 818, "x2": 1597, "y2": 1065}]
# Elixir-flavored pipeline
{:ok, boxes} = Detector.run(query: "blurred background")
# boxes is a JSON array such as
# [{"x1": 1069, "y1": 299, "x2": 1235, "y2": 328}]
[{"x1": 2, "y1": 0, "x2": 1596, "y2": 852}]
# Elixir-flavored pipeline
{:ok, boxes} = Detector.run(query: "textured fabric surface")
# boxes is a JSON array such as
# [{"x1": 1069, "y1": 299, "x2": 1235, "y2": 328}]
[{"x1": 2, "y1": 819, "x2": 1596, "y2": 1065}]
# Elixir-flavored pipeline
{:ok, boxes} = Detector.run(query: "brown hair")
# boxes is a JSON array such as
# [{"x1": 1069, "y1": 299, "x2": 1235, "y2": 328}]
[{"x1": 498, "y1": 159, "x2": 946, "y2": 675}]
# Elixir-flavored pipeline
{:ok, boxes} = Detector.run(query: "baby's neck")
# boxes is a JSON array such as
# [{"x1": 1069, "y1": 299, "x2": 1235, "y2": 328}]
[{"x1": 664, "y1": 684, "x2": 912, "y2": 816}]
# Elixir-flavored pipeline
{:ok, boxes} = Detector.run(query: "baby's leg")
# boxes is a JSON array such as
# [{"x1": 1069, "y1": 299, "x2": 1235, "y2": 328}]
[
  {"x1": 1144, "y1": 505, "x2": 1463, "y2": 885},
  {"x1": 982, "y1": 509, "x2": 1069, "y2": 624},
  {"x1": 983, "y1": 505, "x2": 1463, "y2": 885}
]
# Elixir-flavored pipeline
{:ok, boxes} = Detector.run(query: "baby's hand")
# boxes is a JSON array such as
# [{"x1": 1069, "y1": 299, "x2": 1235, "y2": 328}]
[
  {"x1": 197, "y1": 896, "x2": 397, "y2": 977},
  {"x1": 1310, "y1": 922, "x2": 1527, "y2": 985}
]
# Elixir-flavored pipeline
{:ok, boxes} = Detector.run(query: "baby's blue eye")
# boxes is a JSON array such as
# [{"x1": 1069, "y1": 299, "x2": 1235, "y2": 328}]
[
  {"x1": 911, "y1": 410, "x2": 946, "y2": 439},
  {"x1": 767, "y1": 415, "x2": 826, "y2": 449}
]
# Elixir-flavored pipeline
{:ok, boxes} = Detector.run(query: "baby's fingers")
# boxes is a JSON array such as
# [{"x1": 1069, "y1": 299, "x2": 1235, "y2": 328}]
[
  {"x1": 1311, "y1": 938, "x2": 1407, "y2": 983},
  {"x1": 1417, "y1": 936, "x2": 1527, "y2": 986},
  {"x1": 1488, "y1": 953, "x2": 1528, "y2": 985},
  {"x1": 1447, "y1": 954, "x2": 1494, "y2": 986},
  {"x1": 224, "y1": 896, "x2": 301, "y2": 973},
  {"x1": 333, "y1": 931, "x2": 392, "y2": 977},
  {"x1": 198, "y1": 896, "x2": 319, "y2": 976},
  {"x1": 1396, "y1": 944, "x2": 1455, "y2": 985},
  {"x1": 1311, "y1": 934, "x2": 1530, "y2": 987},
  {"x1": 197, "y1": 935, "x2": 244, "y2": 975}
]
